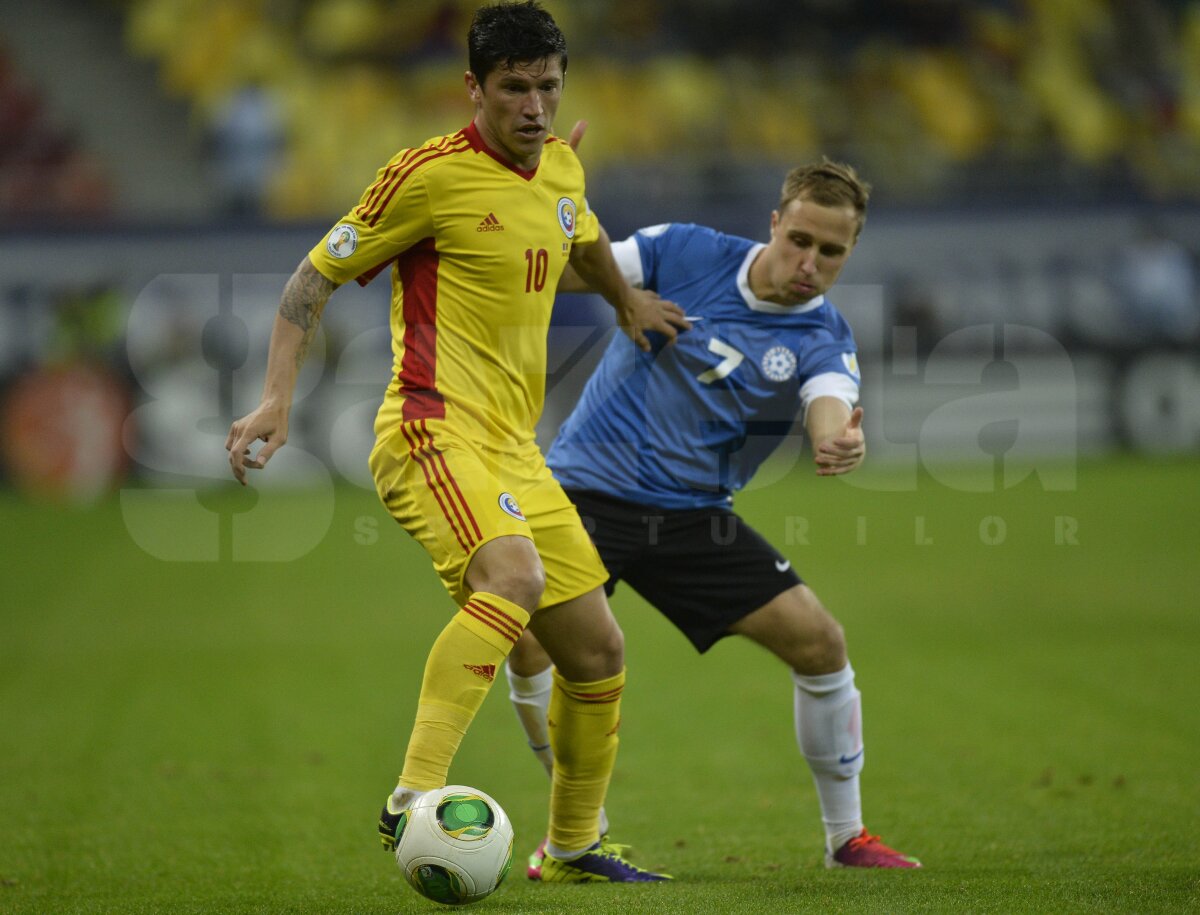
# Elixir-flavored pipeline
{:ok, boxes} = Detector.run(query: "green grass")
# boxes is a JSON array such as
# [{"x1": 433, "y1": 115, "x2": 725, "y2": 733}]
[{"x1": 2, "y1": 455, "x2": 1199, "y2": 913}]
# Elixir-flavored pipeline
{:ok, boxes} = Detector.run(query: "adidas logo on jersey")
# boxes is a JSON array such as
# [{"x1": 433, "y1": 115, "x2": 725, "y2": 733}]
[
  {"x1": 463, "y1": 663, "x2": 497, "y2": 682},
  {"x1": 476, "y1": 213, "x2": 504, "y2": 232}
]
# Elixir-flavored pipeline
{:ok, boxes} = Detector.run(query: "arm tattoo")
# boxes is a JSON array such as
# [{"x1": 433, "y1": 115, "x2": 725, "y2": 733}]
[{"x1": 279, "y1": 262, "x2": 336, "y2": 369}]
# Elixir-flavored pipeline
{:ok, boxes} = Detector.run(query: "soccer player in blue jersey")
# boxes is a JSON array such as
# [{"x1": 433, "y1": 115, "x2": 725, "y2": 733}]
[{"x1": 508, "y1": 160, "x2": 922, "y2": 871}]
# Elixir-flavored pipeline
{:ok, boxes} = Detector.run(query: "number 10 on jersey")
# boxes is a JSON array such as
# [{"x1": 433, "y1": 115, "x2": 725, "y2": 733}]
[{"x1": 524, "y1": 248, "x2": 548, "y2": 292}]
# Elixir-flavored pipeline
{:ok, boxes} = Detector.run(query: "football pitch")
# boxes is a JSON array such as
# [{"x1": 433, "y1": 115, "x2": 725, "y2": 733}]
[{"x1": 2, "y1": 455, "x2": 1198, "y2": 913}]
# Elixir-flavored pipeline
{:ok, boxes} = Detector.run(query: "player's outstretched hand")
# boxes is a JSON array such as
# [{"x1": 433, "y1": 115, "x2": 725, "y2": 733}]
[
  {"x1": 616, "y1": 287, "x2": 692, "y2": 352},
  {"x1": 567, "y1": 119, "x2": 588, "y2": 152},
  {"x1": 225, "y1": 402, "x2": 289, "y2": 486},
  {"x1": 815, "y1": 406, "x2": 865, "y2": 476}
]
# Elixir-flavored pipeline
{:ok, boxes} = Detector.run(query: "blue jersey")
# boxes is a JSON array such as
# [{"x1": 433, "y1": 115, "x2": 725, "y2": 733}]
[{"x1": 547, "y1": 223, "x2": 860, "y2": 509}]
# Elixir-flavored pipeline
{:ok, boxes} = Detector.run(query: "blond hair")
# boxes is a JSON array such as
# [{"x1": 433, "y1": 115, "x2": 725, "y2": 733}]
[{"x1": 779, "y1": 159, "x2": 871, "y2": 239}]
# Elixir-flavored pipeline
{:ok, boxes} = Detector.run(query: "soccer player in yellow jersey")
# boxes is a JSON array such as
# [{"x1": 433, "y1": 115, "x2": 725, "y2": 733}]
[{"x1": 226, "y1": 0, "x2": 687, "y2": 885}]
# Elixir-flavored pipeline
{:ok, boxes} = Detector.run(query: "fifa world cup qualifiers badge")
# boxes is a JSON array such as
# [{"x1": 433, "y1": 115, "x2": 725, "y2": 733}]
[{"x1": 327, "y1": 224, "x2": 358, "y2": 258}]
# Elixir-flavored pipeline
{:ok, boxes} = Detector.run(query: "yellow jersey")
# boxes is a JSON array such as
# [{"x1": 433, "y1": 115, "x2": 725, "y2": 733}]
[{"x1": 309, "y1": 122, "x2": 600, "y2": 452}]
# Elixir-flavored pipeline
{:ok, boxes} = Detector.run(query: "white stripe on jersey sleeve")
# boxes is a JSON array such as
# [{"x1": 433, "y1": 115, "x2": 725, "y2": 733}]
[
  {"x1": 800, "y1": 372, "x2": 860, "y2": 416},
  {"x1": 610, "y1": 236, "x2": 644, "y2": 288}
]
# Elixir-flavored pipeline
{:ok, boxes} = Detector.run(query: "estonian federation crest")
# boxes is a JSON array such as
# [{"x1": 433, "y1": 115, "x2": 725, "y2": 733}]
[
  {"x1": 762, "y1": 345, "x2": 798, "y2": 382},
  {"x1": 556, "y1": 197, "x2": 576, "y2": 239}
]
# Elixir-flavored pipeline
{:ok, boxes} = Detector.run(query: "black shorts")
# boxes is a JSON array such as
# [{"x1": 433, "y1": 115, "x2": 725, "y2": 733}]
[{"x1": 565, "y1": 488, "x2": 803, "y2": 653}]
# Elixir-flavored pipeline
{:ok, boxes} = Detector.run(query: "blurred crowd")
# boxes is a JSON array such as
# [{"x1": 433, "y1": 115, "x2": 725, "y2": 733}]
[
  {"x1": 0, "y1": 48, "x2": 111, "y2": 219},
  {"x1": 1, "y1": 1, "x2": 1196, "y2": 502},
  {"x1": 114, "y1": 0, "x2": 1200, "y2": 219}
]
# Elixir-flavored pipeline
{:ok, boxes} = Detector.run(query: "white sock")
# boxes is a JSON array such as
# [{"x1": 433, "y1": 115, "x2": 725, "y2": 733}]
[
  {"x1": 505, "y1": 662, "x2": 610, "y2": 837},
  {"x1": 506, "y1": 664, "x2": 556, "y2": 776},
  {"x1": 793, "y1": 663, "x2": 865, "y2": 852},
  {"x1": 544, "y1": 840, "x2": 593, "y2": 861},
  {"x1": 388, "y1": 784, "x2": 426, "y2": 813}
]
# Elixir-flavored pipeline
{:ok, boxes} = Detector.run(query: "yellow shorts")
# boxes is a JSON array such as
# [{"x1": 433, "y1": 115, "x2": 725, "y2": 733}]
[{"x1": 369, "y1": 417, "x2": 607, "y2": 608}]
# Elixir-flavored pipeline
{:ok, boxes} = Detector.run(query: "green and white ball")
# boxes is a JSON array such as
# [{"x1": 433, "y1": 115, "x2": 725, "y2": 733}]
[{"x1": 393, "y1": 786, "x2": 514, "y2": 906}]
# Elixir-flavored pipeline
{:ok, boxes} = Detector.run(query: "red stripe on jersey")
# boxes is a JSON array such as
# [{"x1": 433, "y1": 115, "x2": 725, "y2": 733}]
[
  {"x1": 423, "y1": 420, "x2": 483, "y2": 543},
  {"x1": 462, "y1": 601, "x2": 521, "y2": 645},
  {"x1": 350, "y1": 138, "x2": 466, "y2": 285},
  {"x1": 353, "y1": 258, "x2": 393, "y2": 287},
  {"x1": 399, "y1": 422, "x2": 472, "y2": 553},
  {"x1": 470, "y1": 597, "x2": 525, "y2": 642},
  {"x1": 396, "y1": 238, "x2": 444, "y2": 422},
  {"x1": 410, "y1": 421, "x2": 479, "y2": 550},
  {"x1": 365, "y1": 136, "x2": 470, "y2": 227},
  {"x1": 356, "y1": 132, "x2": 464, "y2": 221},
  {"x1": 355, "y1": 145, "x2": 423, "y2": 221}
]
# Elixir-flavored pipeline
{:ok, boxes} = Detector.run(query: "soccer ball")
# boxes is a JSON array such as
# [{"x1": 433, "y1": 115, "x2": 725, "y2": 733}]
[{"x1": 393, "y1": 785, "x2": 515, "y2": 906}]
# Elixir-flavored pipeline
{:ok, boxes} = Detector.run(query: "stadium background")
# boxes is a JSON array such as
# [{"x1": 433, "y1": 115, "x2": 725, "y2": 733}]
[{"x1": 1, "y1": 1, "x2": 1198, "y2": 912}]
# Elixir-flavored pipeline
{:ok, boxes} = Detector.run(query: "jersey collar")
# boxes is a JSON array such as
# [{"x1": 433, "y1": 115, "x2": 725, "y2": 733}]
[
  {"x1": 464, "y1": 122, "x2": 540, "y2": 181},
  {"x1": 738, "y1": 243, "x2": 826, "y2": 314}
]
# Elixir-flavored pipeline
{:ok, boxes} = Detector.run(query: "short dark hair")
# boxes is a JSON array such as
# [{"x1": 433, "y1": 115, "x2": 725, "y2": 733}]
[{"x1": 468, "y1": 1, "x2": 568, "y2": 84}]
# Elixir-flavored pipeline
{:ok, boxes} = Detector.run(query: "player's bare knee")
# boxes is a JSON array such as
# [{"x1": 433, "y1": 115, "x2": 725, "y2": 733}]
[
  {"x1": 472, "y1": 564, "x2": 545, "y2": 611},
  {"x1": 788, "y1": 615, "x2": 847, "y2": 675},
  {"x1": 821, "y1": 616, "x2": 848, "y2": 665},
  {"x1": 555, "y1": 620, "x2": 624, "y2": 681},
  {"x1": 593, "y1": 620, "x2": 625, "y2": 673},
  {"x1": 502, "y1": 569, "x2": 545, "y2": 612},
  {"x1": 466, "y1": 536, "x2": 546, "y2": 610}
]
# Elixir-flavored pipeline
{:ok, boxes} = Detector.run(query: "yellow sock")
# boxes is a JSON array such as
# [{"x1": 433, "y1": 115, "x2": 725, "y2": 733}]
[
  {"x1": 546, "y1": 668, "x2": 624, "y2": 855},
  {"x1": 398, "y1": 592, "x2": 530, "y2": 791}
]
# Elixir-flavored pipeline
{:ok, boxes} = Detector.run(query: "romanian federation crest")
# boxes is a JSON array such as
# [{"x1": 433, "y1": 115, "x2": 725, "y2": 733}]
[
  {"x1": 498, "y1": 492, "x2": 526, "y2": 521},
  {"x1": 556, "y1": 197, "x2": 576, "y2": 239},
  {"x1": 762, "y1": 345, "x2": 798, "y2": 382}
]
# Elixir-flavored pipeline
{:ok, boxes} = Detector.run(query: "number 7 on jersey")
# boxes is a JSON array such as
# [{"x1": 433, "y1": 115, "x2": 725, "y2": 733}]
[{"x1": 696, "y1": 337, "x2": 745, "y2": 384}]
